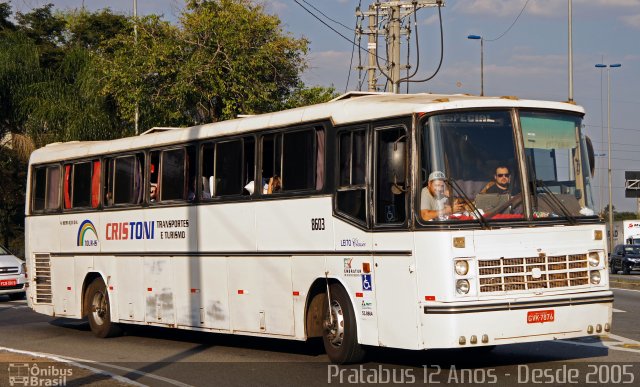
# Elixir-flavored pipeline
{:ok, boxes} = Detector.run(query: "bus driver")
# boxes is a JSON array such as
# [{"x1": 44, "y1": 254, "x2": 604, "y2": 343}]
[{"x1": 420, "y1": 171, "x2": 463, "y2": 221}]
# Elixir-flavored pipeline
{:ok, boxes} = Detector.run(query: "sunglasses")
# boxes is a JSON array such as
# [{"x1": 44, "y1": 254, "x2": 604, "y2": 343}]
[{"x1": 496, "y1": 173, "x2": 510, "y2": 178}]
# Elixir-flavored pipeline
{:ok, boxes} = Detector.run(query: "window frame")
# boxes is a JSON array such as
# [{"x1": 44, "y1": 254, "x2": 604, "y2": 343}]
[
  {"x1": 372, "y1": 121, "x2": 410, "y2": 229},
  {"x1": 31, "y1": 164, "x2": 62, "y2": 214},
  {"x1": 334, "y1": 125, "x2": 370, "y2": 228}
]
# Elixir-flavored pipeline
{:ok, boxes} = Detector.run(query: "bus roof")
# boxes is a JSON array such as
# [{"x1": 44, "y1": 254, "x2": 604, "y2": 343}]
[{"x1": 29, "y1": 92, "x2": 584, "y2": 164}]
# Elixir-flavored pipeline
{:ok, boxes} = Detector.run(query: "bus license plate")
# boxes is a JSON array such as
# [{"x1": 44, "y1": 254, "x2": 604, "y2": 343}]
[
  {"x1": 0, "y1": 279, "x2": 17, "y2": 287},
  {"x1": 527, "y1": 310, "x2": 555, "y2": 323}
]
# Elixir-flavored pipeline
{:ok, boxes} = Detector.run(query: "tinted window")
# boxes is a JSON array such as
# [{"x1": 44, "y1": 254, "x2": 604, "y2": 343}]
[
  {"x1": 375, "y1": 127, "x2": 406, "y2": 224},
  {"x1": 161, "y1": 148, "x2": 186, "y2": 201},
  {"x1": 282, "y1": 130, "x2": 315, "y2": 191},
  {"x1": 215, "y1": 140, "x2": 243, "y2": 196},
  {"x1": 106, "y1": 154, "x2": 143, "y2": 206},
  {"x1": 336, "y1": 129, "x2": 367, "y2": 224},
  {"x1": 33, "y1": 167, "x2": 47, "y2": 212},
  {"x1": 72, "y1": 162, "x2": 92, "y2": 208},
  {"x1": 46, "y1": 166, "x2": 61, "y2": 210}
]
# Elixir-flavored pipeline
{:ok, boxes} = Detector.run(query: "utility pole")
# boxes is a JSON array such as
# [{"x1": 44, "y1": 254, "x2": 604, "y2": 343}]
[
  {"x1": 357, "y1": 1, "x2": 444, "y2": 93},
  {"x1": 134, "y1": 0, "x2": 139, "y2": 135}
]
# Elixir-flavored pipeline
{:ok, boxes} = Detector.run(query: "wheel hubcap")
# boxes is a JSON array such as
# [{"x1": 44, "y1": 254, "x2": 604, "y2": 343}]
[
  {"x1": 325, "y1": 299, "x2": 345, "y2": 347},
  {"x1": 91, "y1": 290, "x2": 107, "y2": 325}
]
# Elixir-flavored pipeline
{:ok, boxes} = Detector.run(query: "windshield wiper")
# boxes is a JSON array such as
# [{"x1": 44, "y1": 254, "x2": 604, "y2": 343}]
[
  {"x1": 534, "y1": 179, "x2": 576, "y2": 224},
  {"x1": 447, "y1": 178, "x2": 489, "y2": 229}
]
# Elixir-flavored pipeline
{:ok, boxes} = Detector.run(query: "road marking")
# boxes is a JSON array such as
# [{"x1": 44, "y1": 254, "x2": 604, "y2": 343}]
[
  {"x1": 612, "y1": 287, "x2": 640, "y2": 294},
  {"x1": 0, "y1": 346, "x2": 145, "y2": 386},
  {"x1": 0, "y1": 346, "x2": 194, "y2": 387},
  {"x1": 613, "y1": 308, "x2": 626, "y2": 313},
  {"x1": 559, "y1": 333, "x2": 640, "y2": 354}
]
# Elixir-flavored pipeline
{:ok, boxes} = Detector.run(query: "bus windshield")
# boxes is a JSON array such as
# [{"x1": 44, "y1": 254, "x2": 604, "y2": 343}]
[{"x1": 419, "y1": 109, "x2": 595, "y2": 223}]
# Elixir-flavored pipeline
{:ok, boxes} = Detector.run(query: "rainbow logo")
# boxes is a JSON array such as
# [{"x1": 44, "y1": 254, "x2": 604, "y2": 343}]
[{"x1": 77, "y1": 220, "x2": 99, "y2": 247}]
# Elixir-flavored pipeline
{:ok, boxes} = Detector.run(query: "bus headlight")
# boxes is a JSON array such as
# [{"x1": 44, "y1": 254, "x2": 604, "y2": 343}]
[
  {"x1": 456, "y1": 279, "x2": 470, "y2": 295},
  {"x1": 588, "y1": 252, "x2": 600, "y2": 267},
  {"x1": 590, "y1": 271, "x2": 601, "y2": 285},
  {"x1": 454, "y1": 260, "x2": 469, "y2": 276}
]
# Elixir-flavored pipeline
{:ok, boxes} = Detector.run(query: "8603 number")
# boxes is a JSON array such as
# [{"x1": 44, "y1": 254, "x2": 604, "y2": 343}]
[{"x1": 311, "y1": 218, "x2": 325, "y2": 231}]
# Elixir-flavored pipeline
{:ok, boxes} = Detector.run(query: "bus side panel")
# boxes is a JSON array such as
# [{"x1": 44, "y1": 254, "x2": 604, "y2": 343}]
[
  {"x1": 291, "y1": 255, "x2": 326, "y2": 339},
  {"x1": 256, "y1": 197, "x2": 334, "y2": 252},
  {"x1": 372, "y1": 232, "x2": 419, "y2": 349},
  {"x1": 116, "y1": 256, "x2": 144, "y2": 322},
  {"x1": 197, "y1": 203, "x2": 256, "y2": 252},
  {"x1": 228, "y1": 257, "x2": 294, "y2": 336},
  {"x1": 51, "y1": 256, "x2": 77, "y2": 316},
  {"x1": 174, "y1": 256, "x2": 230, "y2": 331},
  {"x1": 144, "y1": 257, "x2": 175, "y2": 325}
]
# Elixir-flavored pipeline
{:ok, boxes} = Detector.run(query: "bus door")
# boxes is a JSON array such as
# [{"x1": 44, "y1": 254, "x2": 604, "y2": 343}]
[{"x1": 372, "y1": 123, "x2": 419, "y2": 349}]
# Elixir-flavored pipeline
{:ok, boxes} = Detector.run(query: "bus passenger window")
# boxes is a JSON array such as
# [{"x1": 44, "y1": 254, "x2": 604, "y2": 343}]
[
  {"x1": 160, "y1": 148, "x2": 186, "y2": 201},
  {"x1": 282, "y1": 129, "x2": 315, "y2": 191},
  {"x1": 336, "y1": 129, "x2": 367, "y2": 224},
  {"x1": 105, "y1": 154, "x2": 143, "y2": 206},
  {"x1": 32, "y1": 165, "x2": 61, "y2": 212}
]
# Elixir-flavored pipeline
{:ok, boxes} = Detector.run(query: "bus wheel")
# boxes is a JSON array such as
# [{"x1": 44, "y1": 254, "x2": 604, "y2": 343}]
[
  {"x1": 85, "y1": 278, "x2": 122, "y2": 338},
  {"x1": 322, "y1": 283, "x2": 365, "y2": 364}
]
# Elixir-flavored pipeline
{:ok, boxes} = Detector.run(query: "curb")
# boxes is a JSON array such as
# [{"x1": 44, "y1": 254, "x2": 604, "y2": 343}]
[{"x1": 609, "y1": 281, "x2": 640, "y2": 291}]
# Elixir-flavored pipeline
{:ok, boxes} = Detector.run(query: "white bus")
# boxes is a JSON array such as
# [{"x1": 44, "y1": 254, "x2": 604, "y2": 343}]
[{"x1": 25, "y1": 92, "x2": 613, "y2": 363}]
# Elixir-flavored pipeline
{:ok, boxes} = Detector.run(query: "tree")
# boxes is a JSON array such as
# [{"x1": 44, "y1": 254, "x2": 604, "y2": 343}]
[
  {"x1": 15, "y1": 4, "x2": 66, "y2": 68},
  {"x1": 0, "y1": 148, "x2": 27, "y2": 255},
  {"x1": 96, "y1": 0, "x2": 311, "y2": 131}
]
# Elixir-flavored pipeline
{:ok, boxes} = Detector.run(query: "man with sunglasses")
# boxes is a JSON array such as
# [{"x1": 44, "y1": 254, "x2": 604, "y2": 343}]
[{"x1": 484, "y1": 166, "x2": 511, "y2": 194}]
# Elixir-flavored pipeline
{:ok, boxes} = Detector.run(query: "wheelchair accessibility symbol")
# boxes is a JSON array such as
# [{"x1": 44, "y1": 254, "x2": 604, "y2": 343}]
[{"x1": 361, "y1": 274, "x2": 373, "y2": 291}]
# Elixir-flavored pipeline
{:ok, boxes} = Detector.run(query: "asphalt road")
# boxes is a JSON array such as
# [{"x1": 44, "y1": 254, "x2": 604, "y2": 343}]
[{"x1": 1, "y1": 288, "x2": 640, "y2": 387}]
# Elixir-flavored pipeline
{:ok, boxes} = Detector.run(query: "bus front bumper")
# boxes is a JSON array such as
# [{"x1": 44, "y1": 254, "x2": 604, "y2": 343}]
[{"x1": 420, "y1": 291, "x2": 613, "y2": 349}]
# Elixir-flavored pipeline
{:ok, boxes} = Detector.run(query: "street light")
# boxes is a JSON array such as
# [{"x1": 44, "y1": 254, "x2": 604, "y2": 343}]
[
  {"x1": 595, "y1": 63, "x2": 622, "y2": 252},
  {"x1": 467, "y1": 35, "x2": 484, "y2": 96}
]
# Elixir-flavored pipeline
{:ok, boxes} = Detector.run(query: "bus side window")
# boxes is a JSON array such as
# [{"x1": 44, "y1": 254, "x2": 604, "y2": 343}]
[
  {"x1": 32, "y1": 165, "x2": 61, "y2": 213},
  {"x1": 375, "y1": 126, "x2": 407, "y2": 225},
  {"x1": 282, "y1": 129, "x2": 316, "y2": 191},
  {"x1": 160, "y1": 148, "x2": 186, "y2": 201},
  {"x1": 63, "y1": 161, "x2": 93, "y2": 209},
  {"x1": 106, "y1": 154, "x2": 143, "y2": 206},
  {"x1": 336, "y1": 129, "x2": 367, "y2": 224}
]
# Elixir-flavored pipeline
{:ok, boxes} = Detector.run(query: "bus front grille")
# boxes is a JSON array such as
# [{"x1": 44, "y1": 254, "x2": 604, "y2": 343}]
[
  {"x1": 477, "y1": 254, "x2": 591, "y2": 293},
  {"x1": 33, "y1": 254, "x2": 52, "y2": 303}
]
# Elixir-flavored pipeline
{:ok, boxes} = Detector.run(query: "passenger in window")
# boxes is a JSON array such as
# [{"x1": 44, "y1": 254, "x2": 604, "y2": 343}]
[
  {"x1": 420, "y1": 171, "x2": 462, "y2": 221},
  {"x1": 150, "y1": 183, "x2": 158, "y2": 202},
  {"x1": 480, "y1": 166, "x2": 511, "y2": 195},
  {"x1": 267, "y1": 175, "x2": 282, "y2": 194}
]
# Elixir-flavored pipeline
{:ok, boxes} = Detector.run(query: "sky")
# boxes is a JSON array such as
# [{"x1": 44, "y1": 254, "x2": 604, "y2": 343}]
[{"x1": 9, "y1": 0, "x2": 640, "y2": 212}]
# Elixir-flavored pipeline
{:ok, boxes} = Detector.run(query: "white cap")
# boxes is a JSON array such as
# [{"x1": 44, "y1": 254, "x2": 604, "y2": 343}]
[
  {"x1": 244, "y1": 181, "x2": 254, "y2": 195},
  {"x1": 428, "y1": 171, "x2": 446, "y2": 182}
]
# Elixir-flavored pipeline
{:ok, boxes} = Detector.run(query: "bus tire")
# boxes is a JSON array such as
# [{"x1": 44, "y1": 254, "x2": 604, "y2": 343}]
[
  {"x1": 322, "y1": 283, "x2": 365, "y2": 364},
  {"x1": 85, "y1": 278, "x2": 122, "y2": 338}
]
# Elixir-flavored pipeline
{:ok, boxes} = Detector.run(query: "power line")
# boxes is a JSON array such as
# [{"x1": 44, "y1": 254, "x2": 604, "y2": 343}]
[
  {"x1": 300, "y1": 0, "x2": 353, "y2": 32},
  {"x1": 485, "y1": 0, "x2": 532, "y2": 42},
  {"x1": 293, "y1": 0, "x2": 386, "y2": 63}
]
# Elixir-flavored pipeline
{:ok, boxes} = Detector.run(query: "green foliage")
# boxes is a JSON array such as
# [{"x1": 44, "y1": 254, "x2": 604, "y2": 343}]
[
  {"x1": 15, "y1": 4, "x2": 66, "y2": 68},
  {"x1": 282, "y1": 83, "x2": 338, "y2": 109},
  {"x1": 95, "y1": 0, "x2": 310, "y2": 127},
  {"x1": 0, "y1": 148, "x2": 27, "y2": 256}
]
